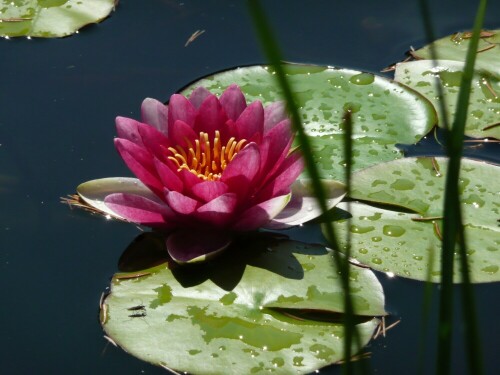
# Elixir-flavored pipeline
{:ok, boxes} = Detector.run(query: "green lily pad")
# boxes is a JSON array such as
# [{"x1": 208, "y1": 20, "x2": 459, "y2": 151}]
[
  {"x1": 102, "y1": 236, "x2": 386, "y2": 374},
  {"x1": 410, "y1": 29, "x2": 500, "y2": 74},
  {"x1": 395, "y1": 60, "x2": 500, "y2": 139},
  {"x1": 0, "y1": 0, "x2": 116, "y2": 38},
  {"x1": 181, "y1": 64, "x2": 436, "y2": 182},
  {"x1": 323, "y1": 157, "x2": 500, "y2": 283}
]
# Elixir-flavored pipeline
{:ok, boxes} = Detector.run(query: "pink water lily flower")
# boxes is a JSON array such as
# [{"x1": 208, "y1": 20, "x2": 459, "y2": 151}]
[{"x1": 77, "y1": 85, "x2": 345, "y2": 263}]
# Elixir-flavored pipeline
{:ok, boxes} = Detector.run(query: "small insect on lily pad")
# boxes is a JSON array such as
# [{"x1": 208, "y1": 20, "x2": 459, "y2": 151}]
[
  {"x1": 101, "y1": 236, "x2": 386, "y2": 374},
  {"x1": 0, "y1": 0, "x2": 117, "y2": 38},
  {"x1": 324, "y1": 157, "x2": 500, "y2": 283},
  {"x1": 181, "y1": 64, "x2": 436, "y2": 182}
]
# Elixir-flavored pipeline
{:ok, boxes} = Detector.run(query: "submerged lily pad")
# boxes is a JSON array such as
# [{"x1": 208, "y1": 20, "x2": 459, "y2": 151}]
[
  {"x1": 102, "y1": 237, "x2": 386, "y2": 374},
  {"x1": 410, "y1": 29, "x2": 500, "y2": 74},
  {"x1": 323, "y1": 157, "x2": 500, "y2": 283},
  {"x1": 0, "y1": 0, "x2": 116, "y2": 38},
  {"x1": 181, "y1": 64, "x2": 436, "y2": 182},
  {"x1": 395, "y1": 60, "x2": 500, "y2": 139}
]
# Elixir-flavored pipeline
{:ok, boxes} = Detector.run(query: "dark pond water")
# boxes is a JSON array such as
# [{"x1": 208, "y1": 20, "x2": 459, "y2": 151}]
[{"x1": 1, "y1": 1, "x2": 499, "y2": 374}]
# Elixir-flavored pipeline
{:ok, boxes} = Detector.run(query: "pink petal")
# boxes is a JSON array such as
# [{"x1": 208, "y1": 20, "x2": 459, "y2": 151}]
[
  {"x1": 219, "y1": 119, "x2": 238, "y2": 144},
  {"x1": 105, "y1": 193, "x2": 176, "y2": 227},
  {"x1": 141, "y1": 98, "x2": 168, "y2": 135},
  {"x1": 232, "y1": 194, "x2": 291, "y2": 231},
  {"x1": 178, "y1": 169, "x2": 202, "y2": 192},
  {"x1": 264, "y1": 101, "x2": 288, "y2": 134},
  {"x1": 191, "y1": 180, "x2": 229, "y2": 202},
  {"x1": 165, "y1": 190, "x2": 200, "y2": 215},
  {"x1": 154, "y1": 157, "x2": 183, "y2": 192},
  {"x1": 235, "y1": 101, "x2": 264, "y2": 143},
  {"x1": 115, "y1": 139, "x2": 153, "y2": 169},
  {"x1": 255, "y1": 150, "x2": 304, "y2": 202},
  {"x1": 189, "y1": 87, "x2": 211, "y2": 109},
  {"x1": 166, "y1": 229, "x2": 232, "y2": 263},
  {"x1": 195, "y1": 193, "x2": 238, "y2": 227},
  {"x1": 219, "y1": 84, "x2": 247, "y2": 121},
  {"x1": 168, "y1": 94, "x2": 196, "y2": 128},
  {"x1": 193, "y1": 94, "x2": 227, "y2": 137},
  {"x1": 116, "y1": 117, "x2": 145, "y2": 147},
  {"x1": 258, "y1": 119, "x2": 293, "y2": 185},
  {"x1": 220, "y1": 143, "x2": 260, "y2": 198},
  {"x1": 115, "y1": 139, "x2": 164, "y2": 196},
  {"x1": 169, "y1": 120, "x2": 198, "y2": 148},
  {"x1": 137, "y1": 122, "x2": 171, "y2": 161}
]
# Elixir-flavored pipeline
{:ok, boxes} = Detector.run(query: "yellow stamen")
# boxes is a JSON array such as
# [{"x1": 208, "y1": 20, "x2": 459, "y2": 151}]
[
  {"x1": 213, "y1": 130, "x2": 221, "y2": 160},
  {"x1": 167, "y1": 131, "x2": 247, "y2": 181},
  {"x1": 228, "y1": 140, "x2": 237, "y2": 160},
  {"x1": 235, "y1": 139, "x2": 246, "y2": 151},
  {"x1": 194, "y1": 139, "x2": 201, "y2": 162},
  {"x1": 175, "y1": 145, "x2": 187, "y2": 161}
]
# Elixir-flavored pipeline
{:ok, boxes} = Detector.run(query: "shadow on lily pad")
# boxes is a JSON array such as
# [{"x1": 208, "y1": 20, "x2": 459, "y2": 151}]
[{"x1": 117, "y1": 231, "x2": 329, "y2": 291}]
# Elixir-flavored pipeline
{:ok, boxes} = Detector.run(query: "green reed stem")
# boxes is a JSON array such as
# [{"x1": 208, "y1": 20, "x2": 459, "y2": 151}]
[
  {"x1": 247, "y1": 1, "x2": 359, "y2": 373},
  {"x1": 417, "y1": 244, "x2": 436, "y2": 375},
  {"x1": 341, "y1": 109, "x2": 368, "y2": 374},
  {"x1": 418, "y1": 0, "x2": 487, "y2": 374}
]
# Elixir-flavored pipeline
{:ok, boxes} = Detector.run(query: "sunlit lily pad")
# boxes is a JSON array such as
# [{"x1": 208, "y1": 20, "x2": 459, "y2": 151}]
[
  {"x1": 102, "y1": 237, "x2": 386, "y2": 374},
  {"x1": 181, "y1": 64, "x2": 436, "y2": 182},
  {"x1": 410, "y1": 29, "x2": 500, "y2": 74},
  {"x1": 323, "y1": 157, "x2": 500, "y2": 283},
  {"x1": 0, "y1": 0, "x2": 116, "y2": 38},
  {"x1": 395, "y1": 60, "x2": 500, "y2": 139}
]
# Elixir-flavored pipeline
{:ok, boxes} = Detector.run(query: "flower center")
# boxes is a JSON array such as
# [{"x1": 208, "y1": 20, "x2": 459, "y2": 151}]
[{"x1": 168, "y1": 130, "x2": 247, "y2": 181}]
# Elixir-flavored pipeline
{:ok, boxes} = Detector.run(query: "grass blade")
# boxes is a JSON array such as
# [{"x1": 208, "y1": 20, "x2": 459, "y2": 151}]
[
  {"x1": 247, "y1": 1, "x2": 361, "y2": 373},
  {"x1": 420, "y1": 0, "x2": 488, "y2": 374}
]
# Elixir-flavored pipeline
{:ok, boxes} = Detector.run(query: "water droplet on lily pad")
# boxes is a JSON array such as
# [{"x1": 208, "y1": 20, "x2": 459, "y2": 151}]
[
  {"x1": 383, "y1": 225, "x2": 406, "y2": 237},
  {"x1": 302, "y1": 263, "x2": 315, "y2": 271},
  {"x1": 349, "y1": 73, "x2": 375, "y2": 85},
  {"x1": 462, "y1": 194, "x2": 485, "y2": 208},
  {"x1": 390, "y1": 178, "x2": 415, "y2": 190},
  {"x1": 219, "y1": 292, "x2": 237, "y2": 305},
  {"x1": 471, "y1": 109, "x2": 484, "y2": 119},
  {"x1": 481, "y1": 265, "x2": 498, "y2": 274},
  {"x1": 342, "y1": 102, "x2": 361, "y2": 113},
  {"x1": 272, "y1": 357, "x2": 285, "y2": 367},
  {"x1": 438, "y1": 70, "x2": 462, "y2": 87},
  {"x1": 293, "y1": 356, "x2": 305, "y2": 367},
  {"x1": 309, "y1": 344, "x2": 336, "y2": 360},
  {"x1": 350, "y1": 224, "x2": 375, "y2": 234}
]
